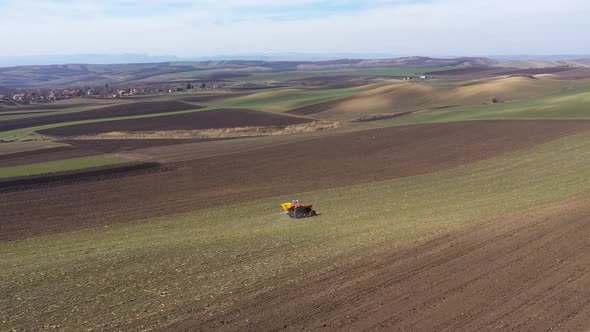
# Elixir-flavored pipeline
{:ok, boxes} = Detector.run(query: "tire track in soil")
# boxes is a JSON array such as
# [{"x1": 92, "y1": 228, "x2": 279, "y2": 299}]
[{"x1": 170, "y1": 196, "x2": 590, "y2": 331}]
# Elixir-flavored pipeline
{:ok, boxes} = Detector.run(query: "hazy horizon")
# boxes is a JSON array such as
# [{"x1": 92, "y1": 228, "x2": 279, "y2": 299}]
[
  {"x1": 2, "y1": 53, "x2": 590, "y2": 68},
  {"x1": 2, "y1": 0, "x2": 589, "y2": 62}
]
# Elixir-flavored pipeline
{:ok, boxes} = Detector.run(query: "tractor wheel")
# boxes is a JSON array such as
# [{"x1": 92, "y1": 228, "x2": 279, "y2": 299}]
[
  {"x1": 288, "y1": 210, "x2": 295, "y2": 218},
  {"x1": 294, "y1": 207, "x2": 305, "y2": 219},
  {"x1": 310, "y1": 210, "x2": 317, "y2": 217}
]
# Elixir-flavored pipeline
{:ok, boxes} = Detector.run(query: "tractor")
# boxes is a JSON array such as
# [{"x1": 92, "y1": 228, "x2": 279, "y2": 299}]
[{"x1": 281, "y1": 200, "x2": 317, "y2": 219}]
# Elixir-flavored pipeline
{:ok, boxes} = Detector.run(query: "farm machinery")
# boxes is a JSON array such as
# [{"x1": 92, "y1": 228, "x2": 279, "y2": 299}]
[{"x1": 281, "y1": 200, "x2": 317, "y2": 218}]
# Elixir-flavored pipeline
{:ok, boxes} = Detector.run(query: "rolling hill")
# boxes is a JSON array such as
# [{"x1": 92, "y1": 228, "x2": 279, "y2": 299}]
[
  {"x1": 0, "y1": 57, "x2": 516, "y2": 89},
  {"x1": 290, "y1": 76, "x2": 581, "y2": 120}
]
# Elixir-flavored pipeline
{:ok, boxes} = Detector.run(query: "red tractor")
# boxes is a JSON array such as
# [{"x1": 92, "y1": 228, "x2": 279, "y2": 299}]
[{"x1": 281, "y1": 200, "x2": 317, "y2": 218}]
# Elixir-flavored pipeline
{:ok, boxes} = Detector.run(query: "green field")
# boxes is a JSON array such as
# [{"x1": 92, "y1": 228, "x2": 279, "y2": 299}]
[
  {"x1": 0, "y1": 155, "x2": 125, "y2": 179},
  {"x1": 3, "y1": 129, "x2": 590, "y2": 330},
  {"x1": 380, "y1": 85, "x2": 590, "y2": 126},
  {"x1": 212, "y1": 84, "x2": 379, "y2": 112}
]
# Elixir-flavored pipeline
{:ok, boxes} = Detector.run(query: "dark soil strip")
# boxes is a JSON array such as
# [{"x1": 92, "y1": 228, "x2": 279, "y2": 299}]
[
  {"x1": 287, "y1": 97, "x2": 352, "y2": 116},
  {"x1": 289, "y1": 75, "x2": 360, "y2": 83},
  {"x1": 500, "y1": 67, "x2": 573, "y2": 76},
  {"x1": 425, "y1": 67, "x2": 500, "y2": 76},
  {"x1": 3, "y1": 103, "x2": 93, "y2": 111},
  {"x1": 0, "y1": 162, "x2": 166, "y2": 193},
  {"x1": 428, "y1": 67, "x2": 573, "y2": 77},
  {"x1": 0, "y1": 100, "x2": 201, "y2": 132},
  {"x1": 351, "y1": 111, "x2": 416, "y2": 122},
  {"x1": 40, "y1": 108, "x2": 313, "y2": 136},
  {"x1": 232, "y1": 84, "x2": 289, "y2": 90},
  {"x1": 180, "y1": 93, "x2": 248, "y2": 103},
  {"x1": 0, "y1": 146, "x2": 85, "y2": 167},
  {"x1": 552, "y1": 68, "x2": 590, "y2": 80},
  {"x1": 0, "y1": 139, "x2": 201, "y2": 167},
  {"x1": 0, "y1": 111, "x2": 51, "y2": 116}
]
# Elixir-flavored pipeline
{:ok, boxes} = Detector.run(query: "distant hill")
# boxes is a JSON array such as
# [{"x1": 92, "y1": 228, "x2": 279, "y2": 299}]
[
  {"x1": 0, "y1": 56, "x2": 588, "y2": 89},
  {"x1": 295, "y1": 57, "x2": 496, "y2": 71},
  {"x1": 0, "y1": 57, "x2": 481, "y2": 89},
  {"x1": 3, "y1": 53, "x2": 590, "y2": 68},
  {"x1": 489, "y1": 54, "x2": 590, "y2": 61},
  {"x1": 493, "y1": 58, "x2": 590, "y2": 69}
]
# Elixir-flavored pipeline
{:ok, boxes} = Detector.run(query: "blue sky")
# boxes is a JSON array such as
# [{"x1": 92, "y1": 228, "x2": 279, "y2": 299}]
[{"x1": 1, "y1": 0, "x2": 589, "y2": 57}]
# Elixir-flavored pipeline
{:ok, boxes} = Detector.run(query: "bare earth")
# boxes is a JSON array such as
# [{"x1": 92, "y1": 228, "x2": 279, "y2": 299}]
[
  {"x1": 170, "y1": 195, "x2": 590, "y2": 331},
  {"x1": 40, "y1": 108, "x2": 312, "y2": 136},
  {"x1": 2, "y1": 120, "x2": 590, "y2": 241}
]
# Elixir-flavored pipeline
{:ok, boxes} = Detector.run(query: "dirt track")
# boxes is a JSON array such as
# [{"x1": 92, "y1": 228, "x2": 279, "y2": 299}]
[
  {"x1": 40, "y1": 108, "x2": 312, "y2": 136},
  {"x1": 2, "y1": 120, "x2": 590, "y2": 241},
  {"x1": 170, "y1": 195, "x2": 590, "y2": 331}
]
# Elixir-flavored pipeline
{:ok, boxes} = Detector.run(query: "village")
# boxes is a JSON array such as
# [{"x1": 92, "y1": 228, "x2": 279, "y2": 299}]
[{"x1": 0, "y1": 82, "x2": 225, "y2": 107}]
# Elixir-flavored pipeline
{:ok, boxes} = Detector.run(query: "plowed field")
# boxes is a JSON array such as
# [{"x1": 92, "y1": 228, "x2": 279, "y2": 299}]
[
  {"x1": 2, "y1": 120, "x2": 590, "y2": 240},
  {"x1": 40, "y1": 108, "x2": 312, "y2": 137},
  {"x1": 173, "y1": 195, "x2": 590, "y2": 331},
  {"x1": 0, "y1": 101, "x2": 200, "y2": 131},
  {"x1": 0, "y1": 139, "x2": 201, "y2": 167}
]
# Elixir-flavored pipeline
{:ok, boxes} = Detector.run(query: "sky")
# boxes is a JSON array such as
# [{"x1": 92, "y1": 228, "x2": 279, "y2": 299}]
[{"x1": 1, "y1": 0, "x2": 590, "y2": 58}]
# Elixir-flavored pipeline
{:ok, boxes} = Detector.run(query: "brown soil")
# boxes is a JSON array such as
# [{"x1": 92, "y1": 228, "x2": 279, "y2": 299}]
[
  {"x1": 205, "y1": 72, "x2": 251, "y2": 80},
  {"x1": 3, "y1": 101, "x2": 111, "y2": 111},
  {"x1": 292, "y1": 75, "x2": 360, "y2": 82},
  {"x1": 0, "y1": 139, "x2": 201, "y2": 167},
  {"x1": 500, "y1": 67, "x2": 573, "y2": 76},
  {"x1": 180, "y1": 93, "x2": 247, "y2": 103},
  {"x1": 0, "y1": 111, "x2": 49, "y2": 116},
  {"x1": 233, "y1": 84, "x2": 289, "y2": 90},
  {"x1": 2, "y1": 120, "x2": 590, "y2": 241},
  {"x1": 171, "y1": 195, "x2": 590, "y2": 331},
  {"x1": 286, "y1": 97, "x2": 353, "y2": 116},
  {"x1": 350, "y1": 111, "x2": 416, "y2": 122},
  {"x1": 289, "y1": 75, "x2": 372, "y2": 88},
  {"x1": 0, "y1": 146, "x2": 96, "y2": 167},
  {"x1": 431, "y1": 67, "x2": 571, "y2": 77},
  {"x1": 0, "y1": 162, "x2": 165, "y2": 193},
  {"x1": 0, "y1": 100, "x2": 201, "y2": 132},
  {"x1": 40, "y1": 109, "x2": 313, "y2": 137},
  {"x1": 425, "y1": 67, "x2": 503, "y2": 76},
  {"x1": 551, "y1": 68, "x2": 590, "y2": 80}
]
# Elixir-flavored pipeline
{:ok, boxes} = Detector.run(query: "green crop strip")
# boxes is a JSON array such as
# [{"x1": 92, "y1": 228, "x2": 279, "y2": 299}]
[
  {"x1": 3, "y1": 129, "x2": 590, "y2": 330},
  {"x1": 0, "y1": 155, "x2": 126, "y2": 179}
]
